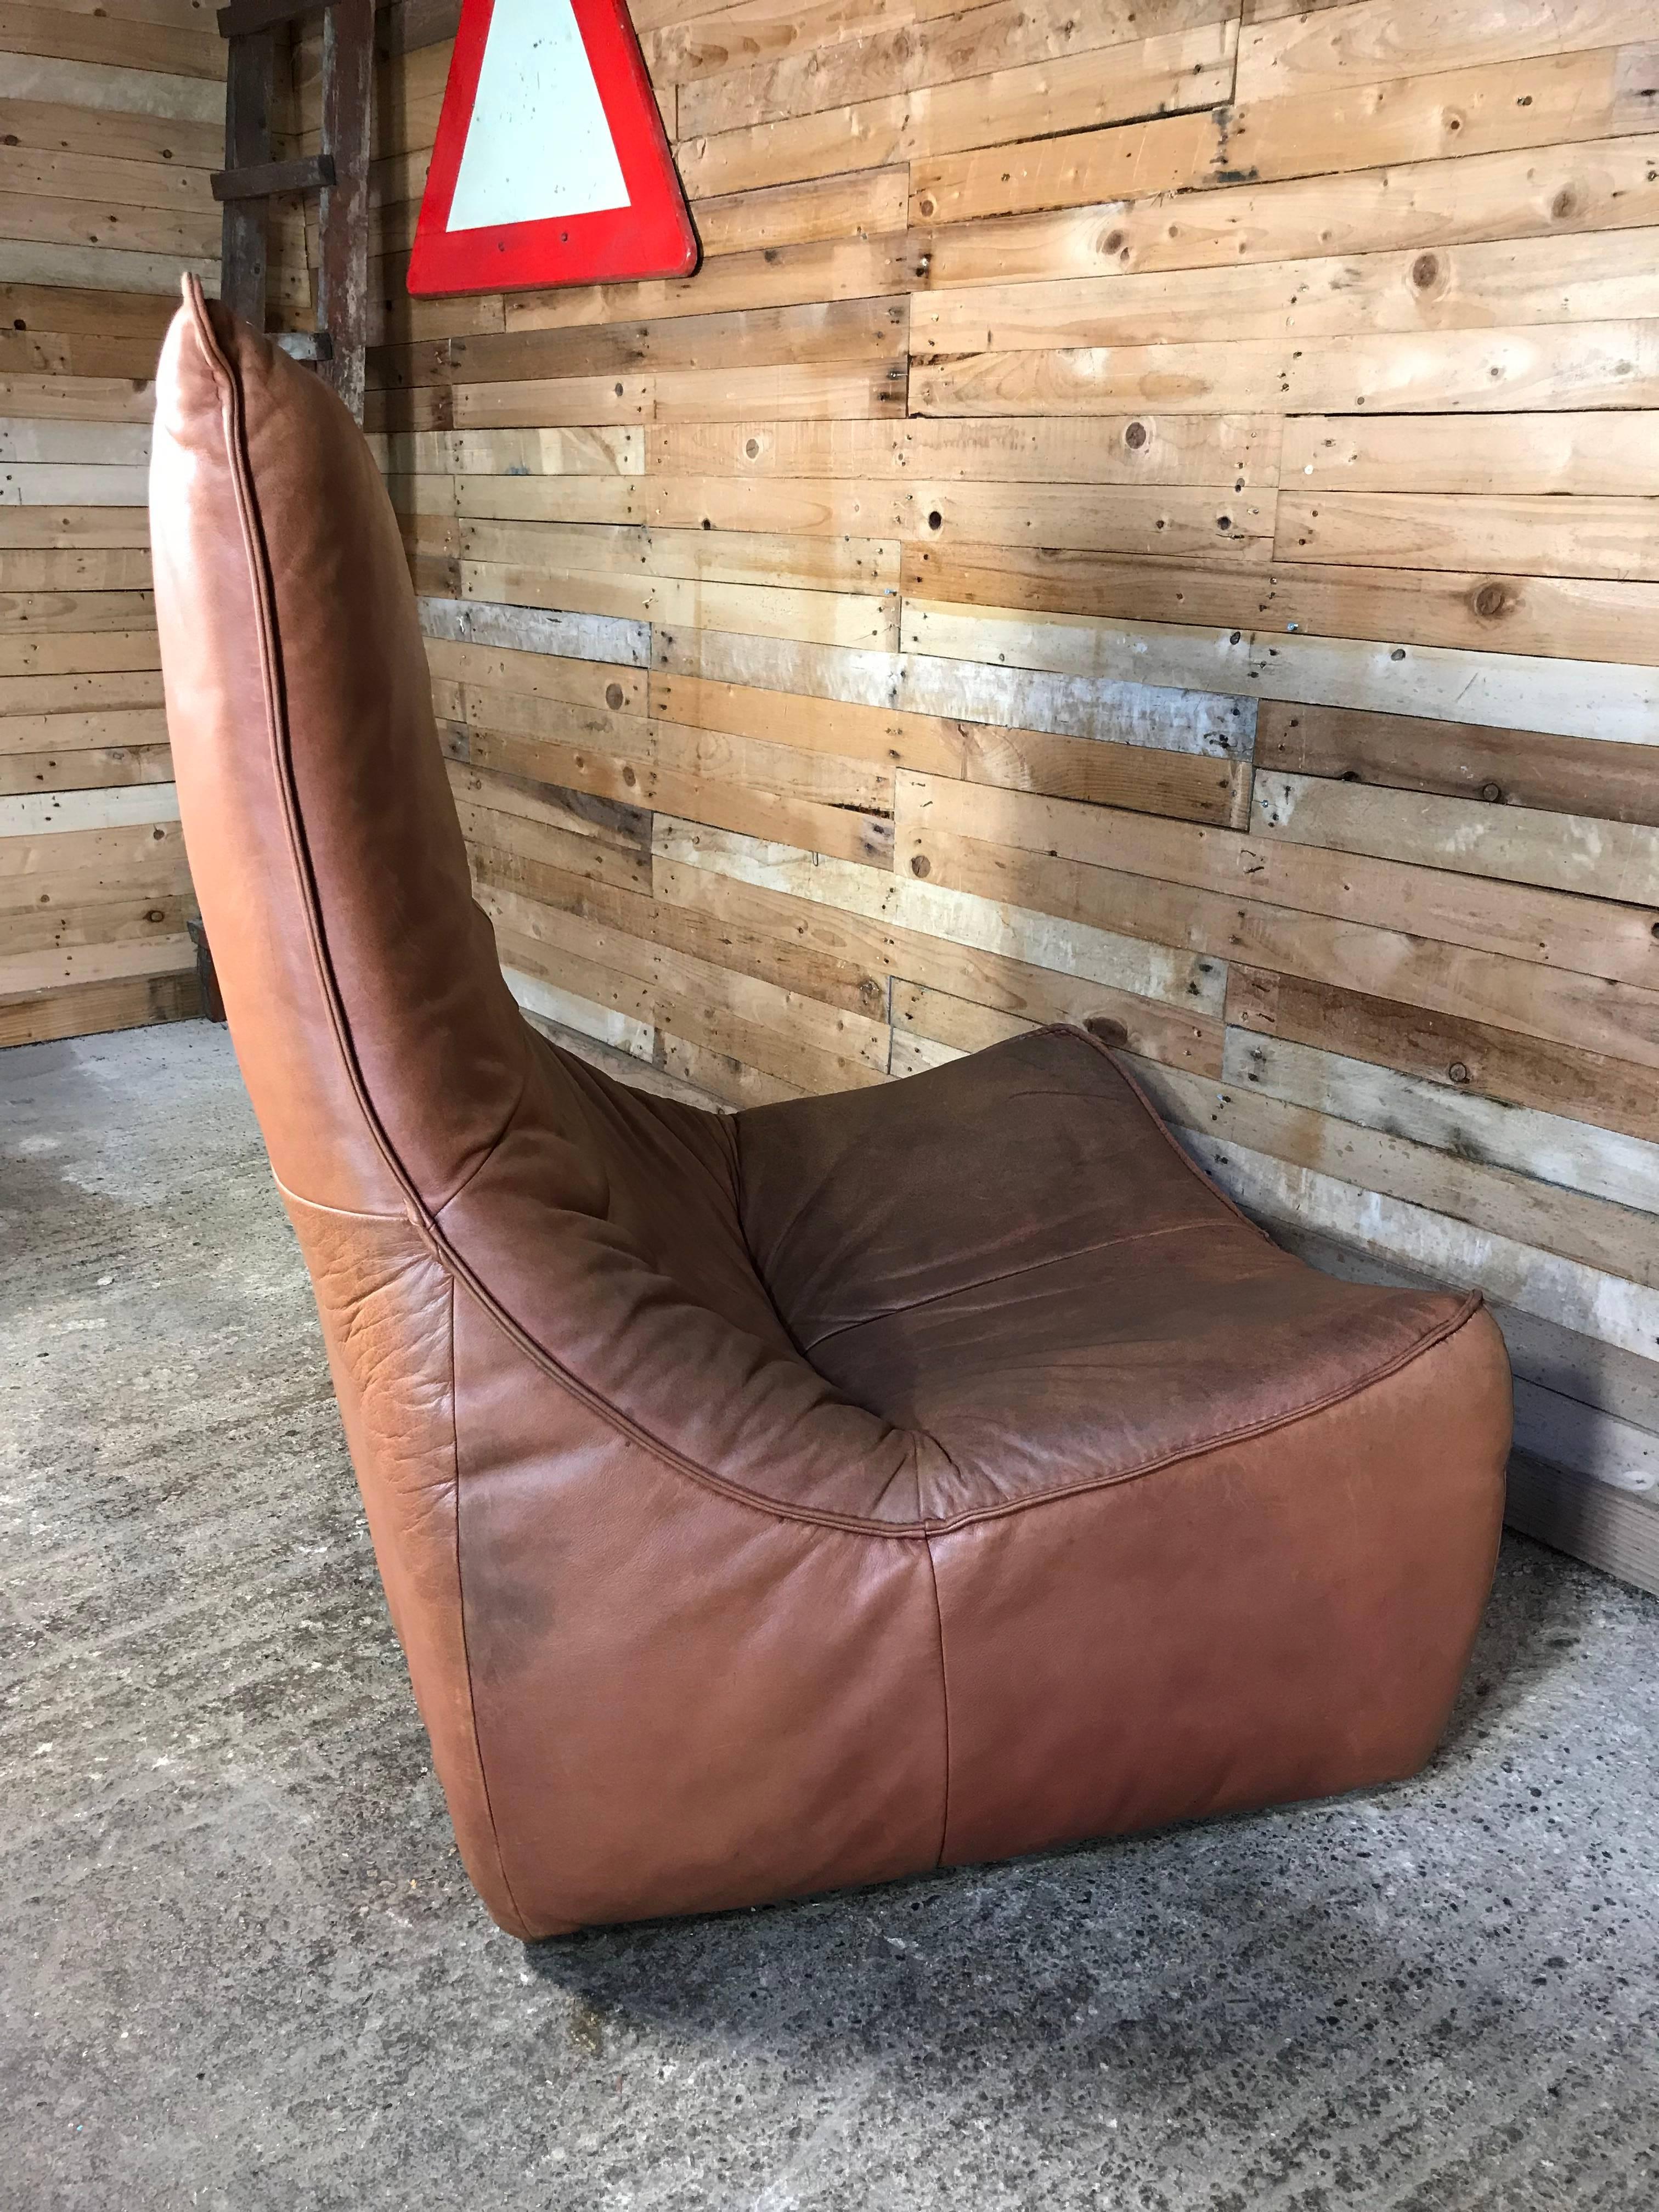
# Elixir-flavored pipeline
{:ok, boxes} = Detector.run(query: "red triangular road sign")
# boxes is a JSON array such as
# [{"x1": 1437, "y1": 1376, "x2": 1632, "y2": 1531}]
[{"x1": 408, "y1": 0, "x2": 697, "y2": 297}]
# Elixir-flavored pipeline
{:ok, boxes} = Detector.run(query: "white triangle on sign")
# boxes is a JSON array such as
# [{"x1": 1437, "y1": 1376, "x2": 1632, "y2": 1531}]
[{"x1": 445, "y1": 0, "x2": 631, "y2": 232}]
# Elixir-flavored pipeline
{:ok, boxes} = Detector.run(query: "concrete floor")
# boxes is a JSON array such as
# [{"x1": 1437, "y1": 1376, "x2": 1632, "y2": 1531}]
[{"x1": 3, "y1": 1021, "x2": 1657, "y2": 2212}]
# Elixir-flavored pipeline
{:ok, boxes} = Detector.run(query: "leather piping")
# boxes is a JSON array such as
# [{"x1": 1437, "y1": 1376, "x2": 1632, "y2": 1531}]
[{"x1": 191, "y1": 284, "x2": 1492, "y2": 1548}]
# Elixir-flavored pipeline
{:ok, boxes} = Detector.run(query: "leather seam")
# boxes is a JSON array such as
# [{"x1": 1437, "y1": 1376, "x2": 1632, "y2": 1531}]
[
  {"x1": 906, "y1": 1292, "x2": 1489, "y2": 1538},
  {"x1": 189, "y1": 292, "x2": 1487, "y2": 1550},
  {"x1": 924, "y1": 1534, "x2": 951, "y2": 1871},
  {"x1": 448, "y1": 1274, "x2": 534, "y2": 1941},
  {"x1": 1073, "y1": 1026, "x2": 1275, "y2": 1243},
  {"x1": 802, "y1": 1216, "x2": 1227, "y2": 1356}
]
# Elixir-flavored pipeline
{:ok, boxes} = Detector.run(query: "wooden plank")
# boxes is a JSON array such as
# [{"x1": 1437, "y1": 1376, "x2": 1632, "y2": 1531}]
[
  {"x1": 483, "y1": 882, "x2": 893, "y2": 1073},
  {"x1": 904, "y1": 538, "x2": 1659, "y2": 671},
  {"x1": 905, "y1": 814, "x2": 1659, "y2": 1073},
  {"x1": 0, "y1": 506, "x2": 149, "y2": 550},
  {"x1": 676, "y1": 20, "x2": 1238, "y2": 198},
  {"x1": 500, "y1": 957, "x2": 655, "y2": 1062},
  {"x1": 0, "y1": 1, "x2": 226, "y2": 78},
  {"x1": 448, "y1": 297, "x2": 909, "y2": 385},
  {"x1": 912, "y1": 135, "x2": 1659, "y2": 285},
  {"x1": 1175, "y1": 1128, "x2": 1659, "y2": 1366},
  {"x1": 678, "y1": 0, "x2": 1238, "y2": 138},
  {"x1": 0, "y1": 93, "x2": 222, "y2": 172},
  {"x1": 913, "y1": 229, "x2": 1659, "y2": 357},
  {"x1": 1280, "y1": 488, "x2": 1659, "y2": 591},
  {"x1": 1222, "y1": 43, "x2": 1659, "y2": 183},
  {"x1": 0, "y1": 704, "x2": 167, "y2": 756},
  {"x1": 0, "y1": 966, "x2": 198, "y2": 1047},
  {"x1": 640, "y1": 474, "x2": 1269, "y2": 561},
  {"x1": 1, "y1": 143, "x2": 216, "y2": 218},
  {"x1": 1252, "y1": 770, "x2": 1659, "y2": 904},
  {"x1": 0, "y1": 462, "x2": 151, "y2": 506},
  {"x1": 690, "y1": 168, "x2": 911, "y2": 256},
  {"x1": 471, "y1": 843, "x2": 891, "y2": 1021},
  {"x1": 0, "y1": 56, "x2": 225, "y2": 128},
  {"x1": 911, "y1": 321, "x2": 1659, "y2": 418},
  {"x1": 430, "y1": 640, "x2": 647, "y2": 714},
  {"x1": 1227, "y1": 962, "x2": 1659, "y2": 1147},
  {"x1": 445, "y1": 364, "x2": 912, "y2": 430},
  {"x1": 0, "y1": 373, "x2": 155, "y2": 424},
  {"x1": 500, "y1": 926, "x2": 888, "y2": 1096},
  {"x1": 466, "y1": 715, "x2": 896, "y2": 869},
  {"x1": 654, "y1": 624, "x2": 1255, "y2": 759},
  {"x1": 217, "y1": 24, "x2": 273, "y2": 330},
  {"x1": 456, "y1": 504, "x2": 901, "y2": 588},
  {"x1": 654, "y1": 814, "x2": 1227, "y2": 1015},
  {"x1": 1235, "y1": 3, "x2": 1655, "y2": 102},
  {"x1": 899, "y1": 768, "x2": 1659, "y2": 989},
  {"x1": 649, "y1": 668, "x2": 1246, "y2": 825},
  {"x1": 645, "y1": 0, "x2": 945, "y2": 80},
  {"x1": 500, "y1": 234, "x2": 912, "y2": 334},
  {"x1": 0, "y1": 742, "x2": 171, "y2": 795},
  {"x1": 1255, "y1": 699, "x2": 1659, "y2": 827},
  {"x1": 654, "y1": 845, "x2": 1222, "y2": 1071},
  {"x1": 457, "y1": 559, "x2": 900, "y2": 653},
  {"x1": 901, "y1": 596, "x2": 1659, "y2": 747},
  {"x1": 0, "y1": 631, "x2": 159, "y2": 681},
  {"x1": 1505, "y1": 1449, "x2": 1659, "y2": 1599},
  {"x1": 646, "y1": 414, "x2": 1282, "y2": 487},
  {"x1": 1282, "y1": 408, "x2": 1659, "y2": 496},
  {"x1": 1220, "y1": 1026, "x2": 1659, "y2": 1218},
  {"x1": 912, "y1": 109, "x2": 1219, "y2": 227}
]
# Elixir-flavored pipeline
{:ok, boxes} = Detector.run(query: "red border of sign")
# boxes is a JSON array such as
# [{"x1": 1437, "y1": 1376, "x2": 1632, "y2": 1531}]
[{"x1": 407, "y1": 0, "x2": 698, "y2": 297}]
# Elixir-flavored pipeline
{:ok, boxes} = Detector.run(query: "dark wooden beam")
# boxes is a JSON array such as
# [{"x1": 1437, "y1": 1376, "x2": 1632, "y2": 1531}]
[
  {"x1": 377, "y1": 0, "x2": 460, "y2": 55},
  {"x1": 212, "y1": 153, "x2": 335, "y2": 201},
  {"x1": 218, "y1": 29, "x2": 274, "y2": 328},
  {"x1": 217, "y1": 0, "x2": 335, "y2": 36},
  {"x1": 318, "y1": 0, "x2": 374, "y2": 422}
]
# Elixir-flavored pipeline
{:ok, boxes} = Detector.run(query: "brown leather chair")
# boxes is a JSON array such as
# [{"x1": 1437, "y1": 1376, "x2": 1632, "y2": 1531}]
[{"x1": 149, "y1": 280, "x2": 1513, "y2": 1940}]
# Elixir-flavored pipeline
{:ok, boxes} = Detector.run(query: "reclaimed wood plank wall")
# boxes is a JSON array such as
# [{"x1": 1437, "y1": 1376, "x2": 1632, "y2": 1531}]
[
  {"x1": 0, "y1": 0, "x2": 230, "y2": 1046},
  {"x1": 311, "y1": 0, "x2": 1659, "y2": 1587}
]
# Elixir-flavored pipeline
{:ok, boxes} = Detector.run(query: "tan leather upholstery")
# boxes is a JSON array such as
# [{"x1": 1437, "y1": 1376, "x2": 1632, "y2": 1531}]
[{"x1": 150, "y1": 281, "x2": 1513, "y2": 1939}]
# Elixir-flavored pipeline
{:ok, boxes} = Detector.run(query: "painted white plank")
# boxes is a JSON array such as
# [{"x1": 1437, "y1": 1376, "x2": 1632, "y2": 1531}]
[
  {"x1": 0, "y1": 464, "x2": 152, "y2": 507},
  {"x1": 0, "y1": 56, "x2": 224, "y2": 125},
  {"x1": 417, "y1": 594, "x2": 650, "y2": 668},
  {"x1": 902, "y1": 598, "x2": 1659, "y2": 747},
  {"x1": 0, "y1": 420, "x2": 151, "y2": 467},
  {"x1": 0, "y1": 783, "x2": 179, "y2": 837},
  {"x1": 655, "y1": 625, "x2": 1255, "y2": 757}
]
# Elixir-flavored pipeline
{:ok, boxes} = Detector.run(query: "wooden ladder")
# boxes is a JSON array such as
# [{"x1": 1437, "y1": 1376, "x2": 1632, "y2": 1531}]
[{"x1": 213, "y1": 0, "x2": 375, "y2": 422}]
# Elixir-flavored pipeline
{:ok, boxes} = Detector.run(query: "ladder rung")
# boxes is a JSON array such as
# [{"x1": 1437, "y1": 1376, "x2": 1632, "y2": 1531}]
[
  {"x1": 217, "y1": 0, "x2": 336, "y2": 36},
  {"x1": 212, "y1": 154, "x2": 335, "y2": 202},
  {"x1": 273, "y1": 331, "x2": 336, "y2": 363}
]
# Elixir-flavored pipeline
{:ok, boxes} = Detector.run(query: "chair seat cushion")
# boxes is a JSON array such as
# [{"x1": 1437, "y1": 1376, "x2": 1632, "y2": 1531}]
[{"x1": 736, "y1": 1026, "x2": 1481, "y2": 1525}]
